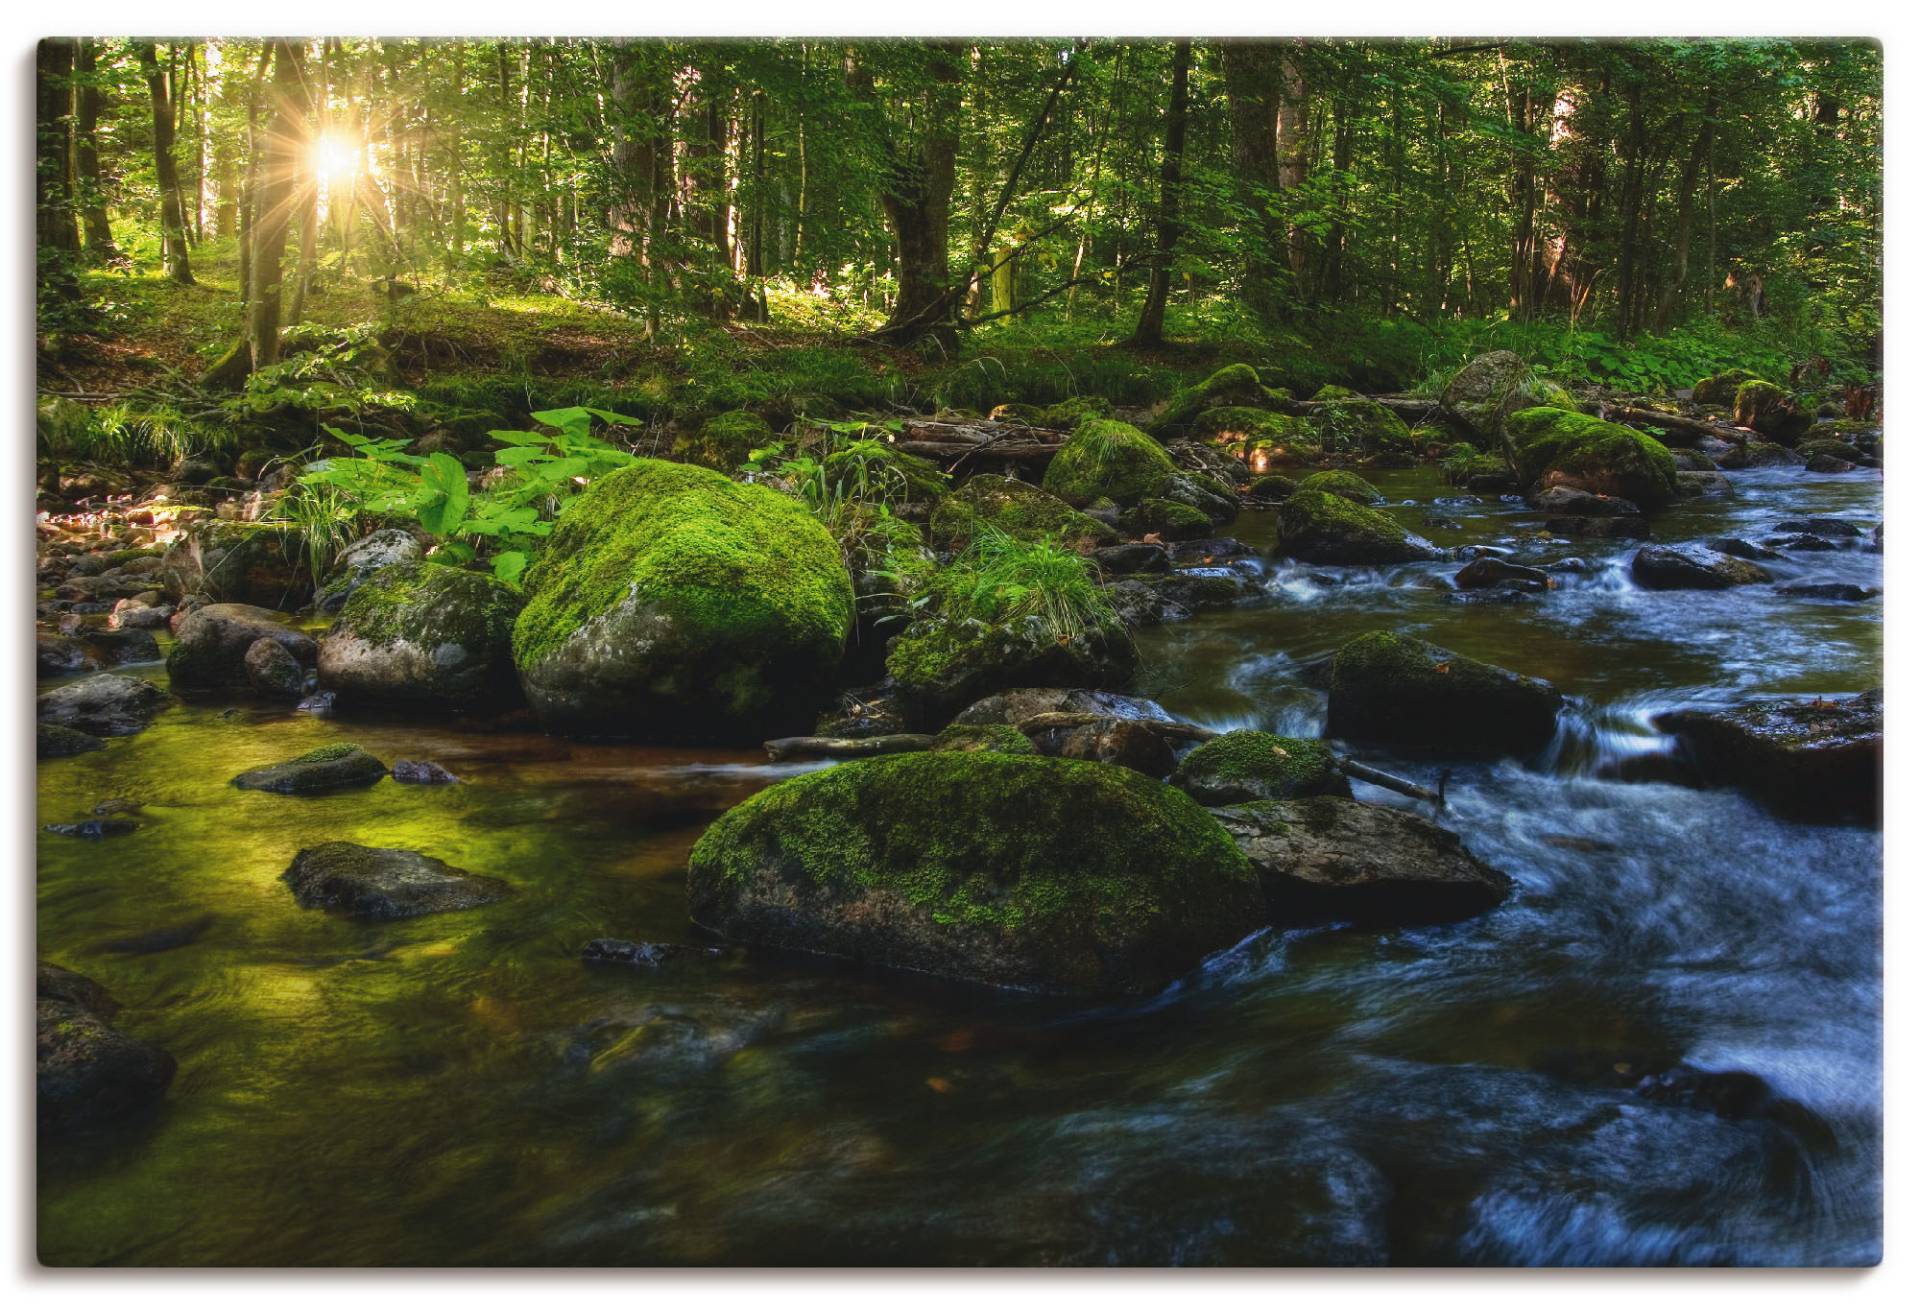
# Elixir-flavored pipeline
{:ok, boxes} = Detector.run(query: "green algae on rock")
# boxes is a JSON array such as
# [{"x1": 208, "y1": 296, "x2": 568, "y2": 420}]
[
  {"x1": 930, "y1": 722, "x2": 1037, "y2": 755},
  {"x1": 1733, "y1": 381, "x2": 1815, "y2": 441},
  {"x1": 672, "y1": 409, "x2": 773, "y2": 470},
  {"x1": 1693, "y1": 369, "x2": 1766, "y2": 407},
  {"x1": 1273, "y1": 490, "x2": 1444, "y2": 564},
  {"x1": 319, "y1": 562, "x2": 524, "y2": 712},
  {"x1": 927, "y1": 474, "x2": 1118, "y2": 554},
  {"x1": 1148, "y1": 364, "x2": 1288, "y2": 437},
  {"x1": 1301, "y1": 387, "x2": 1416, "y2": 462},
  {"x1": 231, "y1": 743, "x2": 390, "y2": 793},
  {"x1": 1441, "y1": 350, "x2": 1576, "y2": 441},
  {"x1": 1295, "y1": 469, "x2": 1384, "y2": 504},
  {"x1": 512, "y1": 458, "x2": 855, "y2": 742},
  {"x1": 1326, "y1": 630, "x2": 1564, "y2": 757},
  {"x1": 1171, "y1": 731, "x2": 1351, "y2": 806},
  {"x1": 1505, "y1": 407, "x2": 1679, "y2": 509},
  {"x1": 1041, "y1": 418, "x2": 1180, "y2": 508},
  {"x1": 686, "y1": 750, "x2": 1262, "y2": 995}
]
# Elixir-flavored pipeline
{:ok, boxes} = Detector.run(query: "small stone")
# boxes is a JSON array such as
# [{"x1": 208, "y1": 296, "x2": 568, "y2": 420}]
[
  {"x1": 232, "y1": 744, "x2": 388, "y2": 794},
  {"x1": 392, "y1": 760, "x2": 460, "y2": 785},
  {"x1": 281, "y1": 843, "x2": 512, "y2": 918},
  {"x1": 43, "y1": 820, "x2": 140, "y2": 838},
  {"x1": 581, "y1": 937, "x2": 724, "y2": 969}
]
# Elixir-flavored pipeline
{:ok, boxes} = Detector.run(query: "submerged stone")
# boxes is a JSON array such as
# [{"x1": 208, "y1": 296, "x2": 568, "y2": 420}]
[
  {"x1": 686, "y1": 751, "x2": 1263, "y2": 996},
  {"x1": 1172, "y1": 731, "x2": 1350, "y2": 806},
  {"x1": 281, "y1": 842, "x2": 513, "y2": 918},
  {"x1": 1325, "y1": 631, "x2": 1563, "y2": 758},
  {"x1": 37, "y1": 967, "x2": 176, "y2": 1135},
  {"x1": 1656, "y1": 689, "x2": 1881, "y2": 825},
  {"x1": 232, "y1": 743, "x2": 389, "y2": 794}
]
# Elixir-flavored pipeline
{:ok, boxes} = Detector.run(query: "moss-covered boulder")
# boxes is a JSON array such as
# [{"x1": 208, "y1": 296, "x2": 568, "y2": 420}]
[
  {"x1": 673, "y1": 410, "x2": 774, "y2": 470},
  {"x1": 927, "y1": 474, "x2": 1118, "y2": 554},
  {"x1": 1119, "y1": 498, "x2": 1212, "y2": 541},
  {"x1": 1248, "y1": 474, "x2": 1301, "y2": 503},
  {"x1": 318, "y1": 562, "x2": 524, "y2": 712},
  {"x1": 1693, "y1": 369, "x2": 1765, "y2": 407},
  {"x1": 1273, "y1": 490, "x2": 1443, "y2": 565},
  {"x1": 1794, "y1": 437, "x2": 1858, "y2": 465},
  {"x1": 1326, "y1": 631, "x2": 1563, "y2": 757},
  {"x1": 930, "y1": 723, "x2": 1037, "y2": 755},
  {"x1": 1506, "y1": 407, "x2": 1679, "y2": 509},
  {"x1": 1732, "y1": 381, "x2": 1814, "y2": 442},
  {"x1": 1189, "y1": 406, "x2": 1310, "y2": 462},
  {"x1": 1441, "y1": 351, "x2": 1576, "y2": 440},
  {"x1": 1172, "y1": 731, "x2": 1350, "y2": 806},
  {"x1": 1041, "y1": 419, "x2": 1179, "y2": 508},
  {"x1": 1149, "y1": 364, "x2": 1287, "y2": 436},
  {"x1": 990, "y1": 395, "x2": 1112, "y2": 428},
  {"x1": 512, "y1": 459, "x2": 855, "y2": 742},
  {"x1": 1302, "y1": 387, "x2": 1416, "y2": 462},
  {"x1": 232, "y1": 743, "x2": 389, "y2": 793},
  {"x1": 1296, "y1": 469, "x2": 1384, "y2": 505},
  {"x1": 885, "y1": 609, "x2": 1135, "y2": 717},
  {"x1": 312, "y1": 528, "x2": 424, "y2": 614},
  {"x1": 821, "y1": 442, "x2": 950, "y2": 504},
  {"x1": 686, "y1": 751, "x2": 1263, "y2": 995},
  {"x1": 167, "y1": 603, "x2": 317, "y2": 691},
  {"x1": 167, "y1": 521, "x2": 313, "y2": 610}
]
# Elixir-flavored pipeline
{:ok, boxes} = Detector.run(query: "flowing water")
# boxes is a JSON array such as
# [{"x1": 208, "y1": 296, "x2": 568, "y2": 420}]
[{"x1": 37, "y1": 466, "x2": 1883, "y2": 1266}]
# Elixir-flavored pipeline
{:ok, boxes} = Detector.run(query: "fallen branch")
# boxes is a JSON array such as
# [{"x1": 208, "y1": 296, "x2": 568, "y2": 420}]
[
  {"x1": 763, "y1": 734, "x2": 934, "y2": 761},
  {"x1": 1014, "y1": 712, "x2": 1218, "y2": 744},
  {"x1": 1587, "y1": 401, "x2": 1750, "y2": 444},
  {"x1": 1335, "y1": 756, "x2": 1447, "y2": 807}
]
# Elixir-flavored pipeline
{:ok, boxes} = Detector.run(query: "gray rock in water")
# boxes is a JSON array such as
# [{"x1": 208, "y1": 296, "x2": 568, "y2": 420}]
[
  {"x1": 166, "y1": 603, "x2": 316, "y2": 691},
  {"x1": 1706, "y1": 537, "x2": 1783, "y2": 562},
  {"x1": 311, "y1": 528, "x2": 425, "y2": 613},
  {"x1": 37, "y1": 673, "x2": 171, "y2": 737},
  {"x1": 1777, "y1": 583, "x2": 1876, "y2": 603},
  {"x1": 244, "y1": 636, "x2": 309, "y2": 698},
  {"x1": 1455, "y1": 557, "x2": 1553, "y2": 591},
  {"x1": 954, "y1": 686, "x2": 1175, "y2": 728},
  {"x1": 1631, "y1": 545, "x2": 1772, "y2": 591},
  {"x1": 1529, "y1": 485, "x2": 1640, "y2": 517},
  {"x1": 281, "y1": 842, "x2": 512, "y2": 918},
  {"x1": 37, "y1": 966, "x2": 176, "y2": 1134},
  {"x1": 1769, "y1": 517, "x2": 1862, "y2": 540},
  {"x1": 1212, "y1": 796, "x2": 1513, "y2": 927},
  {"x1": 581, "y1": 937, "x2": 724, "y2": 969},
  {"x1": 43, "y1": 819, "x2": 140, "y2": 838},
  {"x1": 232, "y1": 744, "x2": 388, "y2": 793},
  {"x1": 1656, "y1": 689, "x2": 1881, "y2": 825},
  {"x1": 38, "y1": 723, "x2": 106, "y2": 759},
  {"x1": 392, "y1": 759, "x2": 460, "y2": 785}
]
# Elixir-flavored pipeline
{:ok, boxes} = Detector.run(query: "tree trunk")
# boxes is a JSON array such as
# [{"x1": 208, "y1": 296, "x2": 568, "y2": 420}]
[
  {"x1": 1129, "y1": 39, "x2": 1191, "y2": 347},
  {"x1": 72, "y1": 38, "x2": 119, "y2": 262},
  {"x1": 137, "y1": 41, "x2": 195, "y2": 284},
  {"x1": 1275, "y1": 42, "x2": 1312, "y2": 284},
  {"x1": 871, "y1": 41, "x2": 963, "y2": 344},
  {"x1": 246, "y1": 40, "x2": 307, "y2": 372},
  {"x1": 1221, "y1": 41, "x2": 1285, "y2": 321},
  {"x1": 36, "y1": 39, "x2": 83, "y2": 316},
  {"x1": 1655, "y1": 102, "x2": 1714, "y2": 331}
]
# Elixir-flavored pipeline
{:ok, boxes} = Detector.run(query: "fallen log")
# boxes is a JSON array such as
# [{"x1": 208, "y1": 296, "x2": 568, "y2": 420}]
[
  {"x1": 894, "y1": 440, "x2": 1061, "y2": 464},
  {"x1": 763, "y1": 734, "x2": 934, "y2": 761},
  {"x1": 1586, "y1": 402, "x2": 1750, "y2": 444},
  {"x1": 1013, "y1": 711, "x2": 1218, "y2": 744}
]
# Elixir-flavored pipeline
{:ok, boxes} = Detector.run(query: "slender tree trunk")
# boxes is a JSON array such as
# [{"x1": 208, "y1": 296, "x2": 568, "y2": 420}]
[
  {"x1": 1275, "y1": 42, "x2": 1312, "y2": 285},
  {"x1": 871, "y1": 41, "x2": 963, "y2": 344},
  {"x1": 1222, "y1": 41, "x2": 1285, "y2": 322},
  {"x1": 1655, "y1": 102, "x2": 1714, "y2": 331},
  {"x1": 247, "y1": 40, "x2": 307, "y2": 371},
  {"x1": 137, "y1": 41, "x2": 195, "y2": 284},
  {"x1": 72, "y1": 38, "x2": 119, "y2": 261},
  {"x1": 36, "y1": 39, "x2": 83, "y2": 317},
  {"x1": 1129, "y1": 39, "x2": 1191, "y2": 347}
]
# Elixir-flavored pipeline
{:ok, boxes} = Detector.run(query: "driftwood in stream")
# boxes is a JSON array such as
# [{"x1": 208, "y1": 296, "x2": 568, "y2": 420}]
[
  {"x1": 763, "y1": 734, "x2": 935, "y2": 761},
  {"x1": 1335, "y1": 757, "x2": 1447, "y2": 807},
  {"x1": 1585, "y1": 402, "x2": 1751, "y2": 444}
]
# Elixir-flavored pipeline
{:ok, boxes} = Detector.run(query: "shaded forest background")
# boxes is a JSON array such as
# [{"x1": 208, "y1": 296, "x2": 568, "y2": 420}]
[{"x1": 34, "y1": 36, "x2": 1882, "y2": 457}]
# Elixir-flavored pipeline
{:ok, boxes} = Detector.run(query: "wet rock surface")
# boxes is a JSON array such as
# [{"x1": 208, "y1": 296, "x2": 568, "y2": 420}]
[
  {"x1": 232, "y1": 744, "x2": 389, "y2": 794},
  {"x1": 281, "y1": 843, "x2": 514, "y2": 919},
  {"x1": 1656, "y1": 689, "x2": 1881, "y2": 825}
]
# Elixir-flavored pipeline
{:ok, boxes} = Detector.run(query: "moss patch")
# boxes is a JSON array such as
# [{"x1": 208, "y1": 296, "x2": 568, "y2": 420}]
[
  {"x1": 1273, "y1": 489, "x2": 1439, "y2": 564},
  {"x1": 931, "y1": 723, "x2": 1037, "y2": 755},
  {"x1": 673, "y1": 410, "x2": 774, "y2": 470},
  {"x1": 1172, "y1": 730, "x2": 1349, "y2": 805},
  {"x1": 1041, "y1": 418, "x2": 1179, "y2": 508},
  {"x1": 1506, "y1": 407, "x2": 1678, "y2": 508},
  {"x1": 1296, "y1": 470, "x2": 1383, "y2": 503},
  {"x1": 927, "y1": 474, "x2": 1118, "y2": 554}
]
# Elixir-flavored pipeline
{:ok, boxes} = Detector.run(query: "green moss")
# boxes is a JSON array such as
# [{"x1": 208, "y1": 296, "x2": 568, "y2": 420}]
[
  {"x1": 292, "y1": 743, "x2": 360, "y2": 764},
  {"x1": 688, "y1": 750, "x2": 1253, "y2": 934},
  {"x1": 821, "y1": 442, "x2": 950, "y2": 504},
  {"x1": 1506, "y1": 406, "x2": 1678, "y2": 507},
  {"x1": 1296, "y1": 470, "x2": 1382, "y2": 503},
  {"x1": 1273, "y1": 489, "x2": 1436, "y2": 563},
  {"x1": 1325, "y1": 630, "x2": 1563, "y2": 755},
  {"x1": 1172, "y1": 730, "x2": 1347, "y2": 804},
  {"x1": 1120, "y1": 498, "x2": 1211, "y2": 540},
  {"x1": 1694, "y1": 369, "x2": 1765, "y2": 407},
  {"x1": 512, "y1": 458, "x2": 854, "y2": 677},
  {"x1": 927, "y1": 475, "x2": 1119, "y2": 554},
  {"x1": 1149, "y1": 364, "x2": 1288, "y2": 435},
  {"x1": 1303, "y1": 393, "x2": 1414, "y2": 459},
  {"x1": 1041, "y1": 418, "x2": 1178, "y2": 508},
  {"x1": 931, "y1": 723, "x2": 1037, "y2": 755},
  {"x1": 673, "y1": 410, "x2": 774, "y2": 470},
  {"x1": 1795, "y1": 438, "x2": 1858, "y2": 463},
  {"x1": 335, "y1": 561, "x2": 520, "y2": 652},
  {"x1": 1248, "y1": 474, "x2": 1300, "y2": 501}
]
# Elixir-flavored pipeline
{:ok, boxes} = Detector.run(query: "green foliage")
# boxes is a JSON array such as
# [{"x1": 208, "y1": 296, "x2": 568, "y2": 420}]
[{"x1": 919, "y1": 528, "x2": 1120, "y2": 649}]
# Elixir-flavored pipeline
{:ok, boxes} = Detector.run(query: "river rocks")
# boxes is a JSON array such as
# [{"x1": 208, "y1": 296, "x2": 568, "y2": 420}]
[
  {"x1": 1301, "y1": 387, "x2": 1416, "y2": 462},
  {"x1": 1455, "y1": 557, "x2": 1554, "y2": 592},
  {"x1": 311, "y1": 528, "x2": 424, "y2": 613},
  {"x1": 38, "y1": 723, "x2": 106, "y2": 759},
  {"x1": 232, "y1": 743, "x2": 389, "y2": 793},
  {"x1": 1211, "y1": 797, "x2": 1513, "y2": 927},
  {"x1": 37, "y1": 628, "x2": 162, "y2": 678},
  {"x1": 1093, "y1": 542, "x2": 1173, "y2": 576},
  {"x1": 1248, "y1": 474, "x2": 1300, "y2": 503},
  {"x1": 1675, "y1": 470, "x2": 1734, "y2": 498},
  {"x1": 1053, "y1": 718, "x2": 1178, "y2": 777},
  {"x1": 318, "y1": 562, "x2": 524, "y2": 712},
  {"x1": 686, "y1": 751, "x2": 1262, "y2": 995},
  {"x1": 392, "y1": 759, "x2": 460, "y2": 784},
  {"x1": 1043, "y1": 418, "x2": 1181, "y2": 508},
  {"x1": 1693, "y1": 369, "x2": 1764, "y2": 407},
  {"x1": 1172, "y1": 732, "x2": 1350, "y2": 806},
  {"x1": 884, "y1": 606, "x2": 1135, "y2": 717},
  {"x1": 1296, "y1": 469, "x2": 1384, "y2": 504},
  {"x1": 1804, "y1": 453, "x2": 1856, "y2": 473},
  {"x1": 1655, "y1": 689, "x2": 1881, "y2": 824},
  {"x1": 281, "y1": 842, "x2": 513, "y2": 918},
  {"x1": 1707, "y1": 537, "x2": 1784, "y2": 562},
  {"x1": 1714, "y1": 441, "x2": 1804, "y2": 471},
  {"x1": 581, "y1": 937, "x2": 725, "y2": 969},
  {"x1": 37, "y1": 673, "x2": 171, "y2": 737},
  {"x1": 1274, "y1": 490, "x2": 1444, "y2": 565},
  {"x1": 928, "y1": 474, "x2": 1119, "y2": 554},
  {"x1": 1166, "y1": 437, "x2": 1251, "y2": 487},
  {"x1": 1779, "y1": 583, "x2": 1876, "y2": 602},
  {"x1": 1149, "y1": 363, "x2": 1285, "y2": 436},
  {"x1": 1325, "y1": 631, "x2": 1563, "y2": 757},
  {"x1": 1119, "y1": 498, "x2": 1213, "y2": 540},
  {"x1": 1732, "y1": 380, "x2": 1814, "y2": 441},
  {"x1": 1506, "y1": 408, "x2": 1679, "y2": 509},
  {"x1": 38, "y1": 965, "x2": 176, "y2": 1135},
  {"x1": 512, "y1": 459, "x2": 855, "y2": 743},
  {"x1": 167, "y1": 520, "x2": 312, "y2": 609},
  {"x1": 245, "y1": 637, "x2": 309, "y2": 698},
  {"x1": 166, "y1": 603, "x2": 318, "y2": 691},
  {"x1": 1442, "y1": 350, "x2": 1577, "y2": 440},
  {"x1": 1630, "y1": 545, "x2": 1771, "y2": 591}
]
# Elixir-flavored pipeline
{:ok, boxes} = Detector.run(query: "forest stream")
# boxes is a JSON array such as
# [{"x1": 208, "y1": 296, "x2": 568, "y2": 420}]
[{"x1": 36, "y1": 464, "x2": 1881, "y2": 1267}]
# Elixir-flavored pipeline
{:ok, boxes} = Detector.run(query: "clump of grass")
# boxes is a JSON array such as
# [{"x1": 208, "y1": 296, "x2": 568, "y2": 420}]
[
  {"x1": 269, "y1": 481, "x2": 365, "y2": 583},
  {"x1": 933, "y1": 527, "x2": 1119, "y2": 648}
]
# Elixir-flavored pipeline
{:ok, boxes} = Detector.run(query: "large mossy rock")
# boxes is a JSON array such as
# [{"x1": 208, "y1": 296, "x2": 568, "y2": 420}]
[
  {"x1": 1441, "y1": 351, "x2": 1576, "y2": 440},
  {"x1": 1172, "y1": 731, "x2": 1350, "y2": 806},
  {"x1": 167, "y1": 603, "x2": 317, "y2": 691},
  {"x1": 1042, "y1": 418, "x2": 1179, "y2": 508},
  {"x1": 1213, "y1": 797, "x2": 1513, "y2": 927},
  {"x1": 312, "y1": 528, "x2": 424, "y2": 614},
  {"x1": 927, "y1": 474, "x2": 1118, "y2": 554},
  {"x1": 1732, "y1": 381, "x2": 1815, "y2": 441},
  {"x1": 1301, "y1": 386, "x2": 1416, "y2": 462},
  {"x1": 672, "y1": 410, "x2": 773, "y2": 470},
  {"x1": 885, "y1": 611, "x2": 1136, "y2": 717},
  {"x1": 1656, "y1": 689, "x2": 1881, "y2": 825},
  {"x1": 318, "y1": 562, "x2": 524, "y2": 712},
  {"x1": 1326, "y1": 631, "x2": 1563, "y2": 757},
  {"x1": 1296, "y1": 469, "x2": 1384, "y2": 504},
  {"x1": 1189, "y1": 407, "x2": 1311, "y2": 465},
  {"x1": 167, "y1": 521, "x2": 313, "y2": 610},
  {"x1": 1149, "y1": 364, "x2": 1286, "y2": 436},
  {"x1": 686, "y1": 751, "x2": 1263, "y2": 995},
  {"x1": 1273, "y1": 490, "x2": 1443, "y2": 565},
  {"x1": 512, "y1": 459, "x2": 855, "y2": 742},
  {"x1": 1506, "y1": 407, "x2": 1679, "y2": 509},
  {"x1": 1693, "y1": 370, "x2": 1764, "y2": 407}
]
